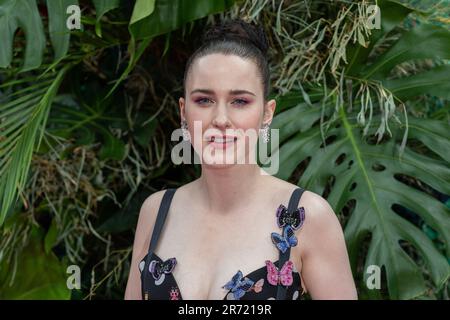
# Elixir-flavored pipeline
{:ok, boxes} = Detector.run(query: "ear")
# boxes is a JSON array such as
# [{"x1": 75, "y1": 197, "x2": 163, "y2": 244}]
[
  {"x1": 263, "y1": 99, "x2": 276, "y2": 125},
  {"x1": 179, "y1": 97, "x2": 186, "y2": 121}
]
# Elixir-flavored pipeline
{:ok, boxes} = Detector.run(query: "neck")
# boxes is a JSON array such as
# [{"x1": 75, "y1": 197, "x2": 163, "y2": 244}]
[{"x1": 198, "y1": 164, "x2": 265, "y2": 214}]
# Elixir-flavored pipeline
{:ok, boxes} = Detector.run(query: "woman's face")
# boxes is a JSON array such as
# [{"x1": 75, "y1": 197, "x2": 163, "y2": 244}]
[{"x1": 179, "y1": 53, "x2": 276, "y2": 168}]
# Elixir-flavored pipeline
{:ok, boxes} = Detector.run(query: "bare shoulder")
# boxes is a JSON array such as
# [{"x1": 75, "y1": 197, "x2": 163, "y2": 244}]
[
  {"x1": 301, "y1": 190, "x2": 337, "y2": 221},
  {"x1": 264, "y1": 177, "x2": 339, "y2": 226},
  {"x1": 138, "y1": 190, "x2": 166, "y2": 228},
  {"x1": 290, "y1": 189, "x2": 357, "y2": 299},
  {"x1": 133, "y1": 189, "x2": 170, "y2": 255},
  {"x1": 125, "y1": 189, "x2": 170, "y2": 299},
  {"x1": 296, "y1": 189, "x2": 345, "y2": 258},
  {"x1": 138, "y1": 181, "x2": 198, "y2": 230}
]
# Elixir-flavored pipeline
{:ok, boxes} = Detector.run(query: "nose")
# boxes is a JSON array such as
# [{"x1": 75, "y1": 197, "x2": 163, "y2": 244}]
[{"x1": 211, "y1": 103, "x2": 231, "y2": 129}]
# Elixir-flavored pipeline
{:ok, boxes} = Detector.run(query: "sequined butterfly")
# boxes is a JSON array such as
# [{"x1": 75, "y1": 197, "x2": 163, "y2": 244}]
[
  {"x1": 271, "y1": 225, "x2": 298, "y2": 253},
  {"x1": 276, "y1": 204, "x2": 305, "y2": 230},
  {"x1": 149, "y1": 257, "x2": 177, "y2": 281},
  {"x1": 222, "y1": 270, "x2": 254, "y2": 300},
  {"x1": 265, "y1": 260, "x2": 294, "y2": 286}
]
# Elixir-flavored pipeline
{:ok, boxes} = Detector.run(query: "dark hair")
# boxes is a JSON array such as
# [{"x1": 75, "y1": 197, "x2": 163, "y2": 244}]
[{"x1": 183, "y1": 18, "x2": 270, "y2": 101}]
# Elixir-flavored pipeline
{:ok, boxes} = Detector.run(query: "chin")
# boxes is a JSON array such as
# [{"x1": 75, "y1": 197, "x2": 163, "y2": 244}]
[{"x1": 200, "y1": 145, "x2": 250, "y2": 167}]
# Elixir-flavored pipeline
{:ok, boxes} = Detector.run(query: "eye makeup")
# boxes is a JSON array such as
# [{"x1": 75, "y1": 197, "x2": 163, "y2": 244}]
[
  {"x1": 232, "y1": 98, "x2": 250, "y2": 106},
  {"x1": 193, "y1": 97, "x2": 213, "y2": 105},
  {"x1": 192, "y1": 97, "x2": 252, "y2": 107}
]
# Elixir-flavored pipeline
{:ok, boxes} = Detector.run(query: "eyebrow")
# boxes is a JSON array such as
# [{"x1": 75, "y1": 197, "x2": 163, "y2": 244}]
[{"x1": 190, "y1": 89, "x2": 256, "y2": 96}]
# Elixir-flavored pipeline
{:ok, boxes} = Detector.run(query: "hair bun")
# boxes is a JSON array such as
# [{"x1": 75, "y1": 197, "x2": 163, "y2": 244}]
[{"x1": 202, "y1": 19, "x2": 269, "y2": 56}]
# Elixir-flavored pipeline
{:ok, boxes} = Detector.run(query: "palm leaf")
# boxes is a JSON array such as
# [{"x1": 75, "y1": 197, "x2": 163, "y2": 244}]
[
  {"x1": 46, "y1": 92, "x2": 128, "y2": 162},
  {"x1": 0, "y1": 66, "x2": 70, "y2": 225}
]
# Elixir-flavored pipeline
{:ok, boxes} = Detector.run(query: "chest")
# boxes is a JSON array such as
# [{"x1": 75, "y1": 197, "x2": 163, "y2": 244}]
[{"x1": 150, "y1": 205, "x2": 303, "y2": 299}]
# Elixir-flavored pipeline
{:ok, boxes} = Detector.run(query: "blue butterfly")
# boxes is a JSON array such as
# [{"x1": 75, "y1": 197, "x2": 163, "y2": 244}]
[
  {"x1": 222, "y1": 270, "x2": 254, "y2": 300},
  {"x1": 271, "y1": 225, "x2": 298, "y2": 253}
]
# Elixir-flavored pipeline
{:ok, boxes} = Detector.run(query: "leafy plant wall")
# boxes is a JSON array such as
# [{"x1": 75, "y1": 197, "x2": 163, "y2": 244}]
[{"x1": 0, "y1": 0, "x2": 448, "y2": 299}]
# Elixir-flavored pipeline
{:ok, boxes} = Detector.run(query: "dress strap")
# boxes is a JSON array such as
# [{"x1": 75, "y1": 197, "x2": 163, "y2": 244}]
[
  {"x1": 276, "y1": 187, "x2": 305, "y2": 300},
  {"x1": 141, "y1": 188, "x2": 177, "y2": 300},
  {"x1": 147, "y1": 188, "x2": 177, "y2": 254}
]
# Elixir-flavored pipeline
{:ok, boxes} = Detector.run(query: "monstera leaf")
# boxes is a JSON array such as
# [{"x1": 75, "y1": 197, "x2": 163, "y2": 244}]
[
  {"x1": 0, "y1": 0, "x2": 125, "y2": 70},
  {"x1": 0, "y1": 0, "x2": 80, "y2": 70},
  {"x1": 271, "y1": 0, "x2": 450, "y2": 299},
  {"x1": 346, "y1": 0, "x2": 450, "y2": 101},
  {"x1": 271, "y1": 99, "x2": 450, "y2": 299}
]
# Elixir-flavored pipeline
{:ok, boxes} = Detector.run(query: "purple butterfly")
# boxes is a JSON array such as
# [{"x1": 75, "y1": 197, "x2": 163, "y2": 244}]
[
  {"x1": 276, "y1": 204, "x2": 305, "y2": 230},
  {"x1": 149, "y1": 258, "x2": 177, "y2": 281}
]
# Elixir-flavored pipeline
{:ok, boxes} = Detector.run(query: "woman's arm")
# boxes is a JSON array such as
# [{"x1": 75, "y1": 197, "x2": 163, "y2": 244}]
[
  {"x1": 124, "y1": 191, "x2": 165, "y2": 300},
  {"x1": 297, "y1": 191, "x2": 358, "y2": 300}
]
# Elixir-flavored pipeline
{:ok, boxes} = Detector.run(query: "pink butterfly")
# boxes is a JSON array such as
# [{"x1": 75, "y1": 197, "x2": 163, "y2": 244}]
[
  {"x1": 265, "y1": 260, "x2": 294, "y2": 286},
  {"x1": 249, "y1": 278, "x2": 264, "y2": 293},
  {"x1": 169, "y1": 287, "x2": 180, "y2": 300}
]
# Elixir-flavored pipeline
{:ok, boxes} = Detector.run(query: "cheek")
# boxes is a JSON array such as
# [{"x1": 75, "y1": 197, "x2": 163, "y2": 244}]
[
  {"x1": 185, "y1": 108, "x2": 209, "y2": 132},
  {"x1": 232, "y1": 109, "x2": 263, "y2": 130}
]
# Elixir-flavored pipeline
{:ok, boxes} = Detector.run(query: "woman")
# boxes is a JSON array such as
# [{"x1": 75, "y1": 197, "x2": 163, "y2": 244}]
[{"x1": 125, "y1": 19, "x2": 357, "y2": 300}]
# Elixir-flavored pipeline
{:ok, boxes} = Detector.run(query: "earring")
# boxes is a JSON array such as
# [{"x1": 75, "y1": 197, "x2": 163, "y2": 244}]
[
  {"x1": 181, "y1": 119, "x2": 190, "y2": 141},
  {"x1": 260, "y1": 123, "x2": 270, "y2": 143}
]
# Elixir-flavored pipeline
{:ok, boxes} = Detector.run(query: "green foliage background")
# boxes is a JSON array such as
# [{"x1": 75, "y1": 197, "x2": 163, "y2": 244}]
[{"x1": 0, "y1": 0, "x2": 449, "y2": 299}]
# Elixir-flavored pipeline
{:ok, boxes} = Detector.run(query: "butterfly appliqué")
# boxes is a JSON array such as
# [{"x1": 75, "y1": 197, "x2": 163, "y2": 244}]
[
  {"x1": 271, "y1": 225, "x2": 298, "y2": 253},
  {"x1": 149, "y1": 257, "x2": 177, "y2": 281},
  {"x1": 249, "y1": 278, "x2": 264, "y2": 293},
  {"x1": 222, "y1": 270, "x2": 254, "y2": 300},
  {"x1": 265, "y1": 260, "x2": 294, "y2": 286},
  {"x1": 276, "y1": 204, "x2": 305, "y2": 230},
  {"x1": 169, "y1": 287, "x2": 180, "y2": 300}
]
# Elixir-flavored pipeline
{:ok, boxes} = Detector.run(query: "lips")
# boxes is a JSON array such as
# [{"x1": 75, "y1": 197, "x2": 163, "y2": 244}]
[
  {"x1": 206, "y1": 135, "x2": 238, "y2": 149},
  {"x1": 208, "y1": 136, "x2": 237, "y2": 142}
]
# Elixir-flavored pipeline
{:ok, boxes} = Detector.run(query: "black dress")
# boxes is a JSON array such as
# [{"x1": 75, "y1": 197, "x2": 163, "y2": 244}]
[{"x1": 140, "y1": 187, "x2": 307, "y2": 300}]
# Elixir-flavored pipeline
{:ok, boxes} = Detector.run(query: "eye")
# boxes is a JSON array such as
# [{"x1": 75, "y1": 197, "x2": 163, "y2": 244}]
[
  {"x1": 195, "y1": 97, "x2": 213, "y2": 105},
  {"x1": 232, "y1": 98, "x2": 249, "y2": 106}
]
